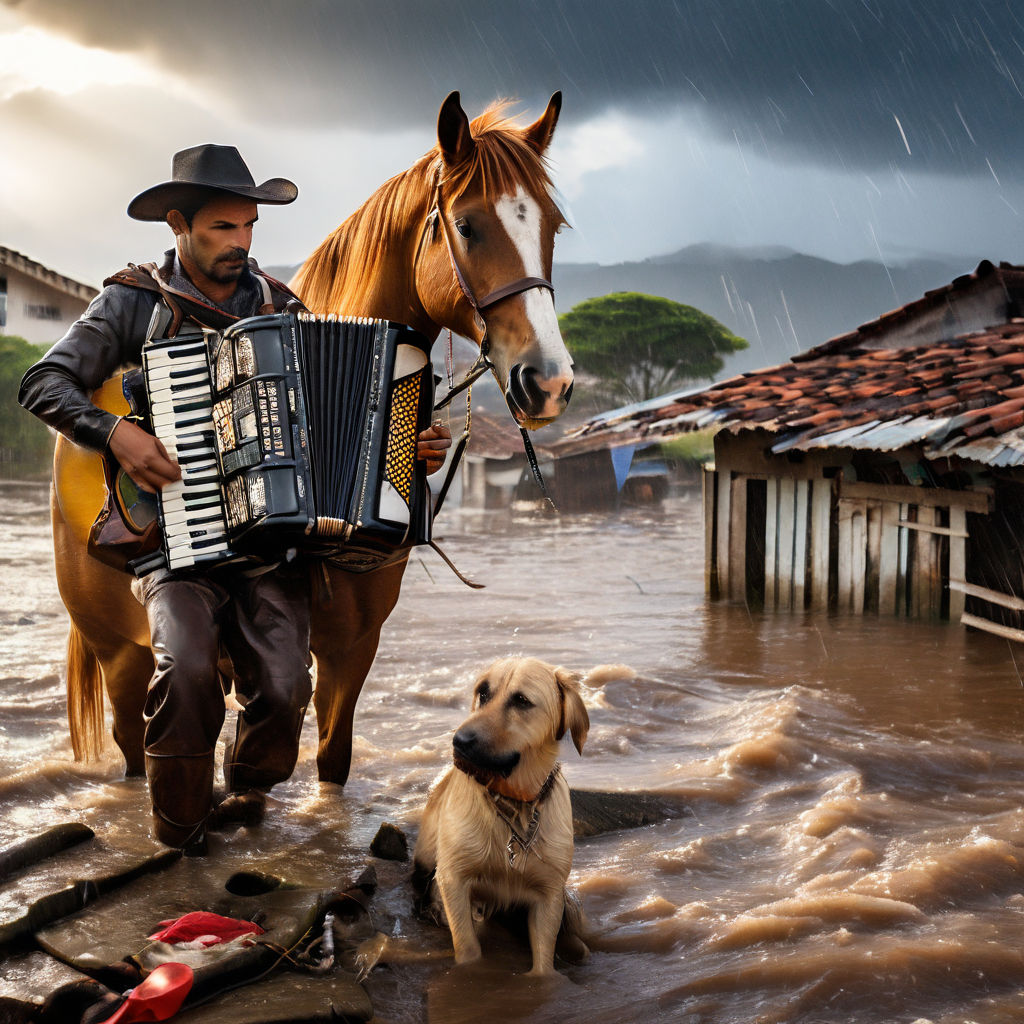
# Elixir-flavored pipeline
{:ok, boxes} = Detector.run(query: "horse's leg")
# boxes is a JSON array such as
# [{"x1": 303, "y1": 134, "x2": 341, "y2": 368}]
[
  {"x1": 309, "y1": 557, "x2": 408, "y2": 785},
  {"x1": 51, "y1": 479, "x2": 152, "y2": 775},
  {"x1": 82, "y1": 630, "x2": 153, "y2": 775}
]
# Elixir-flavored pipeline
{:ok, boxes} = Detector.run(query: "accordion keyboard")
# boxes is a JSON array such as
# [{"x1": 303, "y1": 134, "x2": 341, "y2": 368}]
[{"x1": 143, "y1": 338, "x2": 230, "y2": 569}]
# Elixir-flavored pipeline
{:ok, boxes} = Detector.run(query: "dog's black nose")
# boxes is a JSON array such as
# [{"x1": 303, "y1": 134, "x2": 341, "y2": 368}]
[{"x1": 453, "y1": 728, "x2": 480, "y2": 760}]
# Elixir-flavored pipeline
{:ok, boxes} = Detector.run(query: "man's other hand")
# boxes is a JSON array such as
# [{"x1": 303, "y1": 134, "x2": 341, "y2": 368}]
[
  {"x1": 108, "y1": 419, "x2": 181, "y2": 492},
  {"x1": 416, "y1": 422, "x2": 453, "y2": 476}
]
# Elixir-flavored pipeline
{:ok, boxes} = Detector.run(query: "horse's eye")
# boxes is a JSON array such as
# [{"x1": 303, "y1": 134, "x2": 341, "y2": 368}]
[
  {"x1": 455, "y1": 218, "x2": 472, "y2": 239},
  {"x1": 510, "y1": 693, "x2": 534, "y2": 710}
]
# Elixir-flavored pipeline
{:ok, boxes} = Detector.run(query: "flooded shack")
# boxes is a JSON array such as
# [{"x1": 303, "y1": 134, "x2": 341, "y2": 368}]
[{"x1": 563, "y1": 261, "x2": 1024, "y2": 638}]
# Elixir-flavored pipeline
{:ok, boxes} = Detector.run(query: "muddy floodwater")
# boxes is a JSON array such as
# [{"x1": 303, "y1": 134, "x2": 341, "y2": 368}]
[{"x1": 7, "y1": 478, "x2": 1024, "y2": 1023}]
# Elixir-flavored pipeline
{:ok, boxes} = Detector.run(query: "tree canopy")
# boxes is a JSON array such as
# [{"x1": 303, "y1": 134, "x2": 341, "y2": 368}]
[
  {"x1": 558, "y1": 292, "x2": 747, "y2": 405},
  {"x1": 0, "y1": 334, "x2": 53, "y2": 476}
]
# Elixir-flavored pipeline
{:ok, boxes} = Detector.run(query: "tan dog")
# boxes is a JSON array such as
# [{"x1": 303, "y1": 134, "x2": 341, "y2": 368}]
[{"x1": 412, "y1": 657, "x2": 590, "y2": 975}]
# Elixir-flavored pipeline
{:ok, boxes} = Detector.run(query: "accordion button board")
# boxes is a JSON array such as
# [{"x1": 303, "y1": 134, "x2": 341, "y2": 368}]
[{"x1": 136, "y1": 312, "x2": 434, "y2": 575}]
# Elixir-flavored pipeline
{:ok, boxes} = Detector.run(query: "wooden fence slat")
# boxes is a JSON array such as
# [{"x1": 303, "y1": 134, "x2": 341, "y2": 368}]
[
  {"x1": 897, "y1": 519, "x2": 968, "y2": 539},
  {"x1": 961, "y1": 612, "x2": 1024, "y2": 644},
  {"x1": 949, "y1": 578, "x2": 1024, "y2": 612}
]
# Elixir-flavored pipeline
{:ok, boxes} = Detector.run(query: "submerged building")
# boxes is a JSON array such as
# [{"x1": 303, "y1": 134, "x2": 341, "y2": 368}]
[{"x1": 563, "y1": 261, "x2": 1024, "y2": 642}]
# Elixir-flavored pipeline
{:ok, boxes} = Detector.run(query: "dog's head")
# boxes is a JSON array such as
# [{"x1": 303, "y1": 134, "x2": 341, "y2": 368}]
[{"x1": 452, "y1": 657, "x2": 590, "y2": 802}]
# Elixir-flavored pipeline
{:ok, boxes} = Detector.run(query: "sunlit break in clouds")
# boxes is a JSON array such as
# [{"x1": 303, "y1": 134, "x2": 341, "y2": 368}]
[{"x1": 0, "y1": 23, "x2": 162, "y2": 99}]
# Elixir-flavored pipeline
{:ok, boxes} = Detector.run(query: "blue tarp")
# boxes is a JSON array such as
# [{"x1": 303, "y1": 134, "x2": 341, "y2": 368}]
[{"x1": 610, "y1": 444, "x2": 637, "y2": 490}]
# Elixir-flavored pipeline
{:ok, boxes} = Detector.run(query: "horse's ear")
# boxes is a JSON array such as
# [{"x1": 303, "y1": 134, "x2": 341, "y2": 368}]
[
  {"x1": 523, "y1": 92, "x2": 562, "y2": 154},
  {"x1": 437, "y1": 91, "x2": 475, "y2": 167}
]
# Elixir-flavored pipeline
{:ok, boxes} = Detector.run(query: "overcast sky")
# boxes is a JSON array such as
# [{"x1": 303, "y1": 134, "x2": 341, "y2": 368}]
[{"x1": 3, "y1": 0, "x2": 1024, "y2": 288}]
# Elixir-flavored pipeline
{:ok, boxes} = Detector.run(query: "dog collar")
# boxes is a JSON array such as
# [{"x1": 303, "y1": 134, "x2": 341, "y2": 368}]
[{"x1": 487, "y1": 764, "x2": 562, "y2": 868}]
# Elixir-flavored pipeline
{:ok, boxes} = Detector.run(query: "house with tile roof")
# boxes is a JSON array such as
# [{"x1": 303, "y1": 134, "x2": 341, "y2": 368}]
[{"x1": 555, "y1": 261, "x2": 1024, "y2": 640}]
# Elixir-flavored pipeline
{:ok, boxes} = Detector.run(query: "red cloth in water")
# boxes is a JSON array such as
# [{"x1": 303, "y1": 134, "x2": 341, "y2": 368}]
[{"x1": 149, "y1": 911, "x2": 265, "y2": 946}]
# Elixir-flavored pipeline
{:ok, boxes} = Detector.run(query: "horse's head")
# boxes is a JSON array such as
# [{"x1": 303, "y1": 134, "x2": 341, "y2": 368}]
[{"x1": 417, "y1": 92, "x2": 574, "y2": 429}]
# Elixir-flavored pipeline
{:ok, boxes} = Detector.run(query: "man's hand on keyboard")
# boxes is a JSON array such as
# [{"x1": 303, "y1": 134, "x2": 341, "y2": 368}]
[{"x1": 108, "y1": 419, "x2": 181, "y2": 492}]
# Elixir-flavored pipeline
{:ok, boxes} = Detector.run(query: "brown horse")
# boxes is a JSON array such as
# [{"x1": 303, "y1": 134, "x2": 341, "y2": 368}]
[{"x1": 53, "y1": 91, "x2": 573, "y2": 785}]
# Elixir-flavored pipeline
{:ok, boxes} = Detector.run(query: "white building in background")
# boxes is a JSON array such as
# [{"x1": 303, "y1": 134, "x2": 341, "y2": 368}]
[{"x1": 0, "y1": 246, "x2": 97, "y2": 345}]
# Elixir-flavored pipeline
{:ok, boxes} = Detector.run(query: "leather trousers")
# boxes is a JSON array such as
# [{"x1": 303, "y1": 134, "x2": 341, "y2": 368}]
[{"x1": 135, "y1": 560, "x2": 312, "y2": 846}]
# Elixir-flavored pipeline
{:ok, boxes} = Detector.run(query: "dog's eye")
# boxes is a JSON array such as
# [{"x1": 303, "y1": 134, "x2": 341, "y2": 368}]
[
  {"x1": 510, "y1": 693, "x2": 534, "y2": 710},
  {"x1": 476, "y1": 682, "x2": 491, "y2": 705}
]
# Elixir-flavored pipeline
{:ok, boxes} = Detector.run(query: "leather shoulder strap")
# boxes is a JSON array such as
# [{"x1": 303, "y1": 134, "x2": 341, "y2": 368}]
[
  {"x1": 103, "y1": 262, "x2": 185, "y2": 336},
  {"x1": 249, "y1": 262, "x2": 306, "y2": 313}
]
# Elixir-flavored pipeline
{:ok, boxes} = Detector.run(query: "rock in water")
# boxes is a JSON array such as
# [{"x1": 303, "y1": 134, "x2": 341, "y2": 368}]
[
  {"x1": 570, "y1": 789, "x2": 691, "y2": 838},
  {"x1": 370, "y1": 823, "x2": 408, "y2": 862}
]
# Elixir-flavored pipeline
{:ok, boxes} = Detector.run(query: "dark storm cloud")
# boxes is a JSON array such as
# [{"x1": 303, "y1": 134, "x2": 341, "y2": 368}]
[{"x1": 6, "y1": 0, "x2": 1024, "y2": 172}]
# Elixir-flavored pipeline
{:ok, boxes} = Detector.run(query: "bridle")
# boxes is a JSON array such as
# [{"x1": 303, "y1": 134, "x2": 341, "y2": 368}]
[
  {"x1": 417, "y1": 164, "x2": 559, "y2": 509},
  {"x1": 419, "y1": 165, "x2": 557, "y2": 407}
]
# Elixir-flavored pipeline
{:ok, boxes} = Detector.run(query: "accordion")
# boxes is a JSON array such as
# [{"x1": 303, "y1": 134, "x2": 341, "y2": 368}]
[{"x1": 130, "y1": 312, "x2": 435, "y2": 575}]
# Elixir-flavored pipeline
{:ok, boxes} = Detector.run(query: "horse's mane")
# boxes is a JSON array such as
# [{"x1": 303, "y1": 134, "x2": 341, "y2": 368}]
[{"x1": 292, "y1": 101, "x2": 560, "y2": 316}]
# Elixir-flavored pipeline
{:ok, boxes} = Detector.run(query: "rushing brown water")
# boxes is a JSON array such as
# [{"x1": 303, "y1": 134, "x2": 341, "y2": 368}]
[{"x1": 5, "y1": 479, "x2": 1024, "y2": 1023}]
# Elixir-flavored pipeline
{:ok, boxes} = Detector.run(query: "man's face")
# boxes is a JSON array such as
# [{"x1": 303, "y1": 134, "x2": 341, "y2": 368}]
[{"x1": 176, "y1": 194, "x2": 259, "y2": 286}]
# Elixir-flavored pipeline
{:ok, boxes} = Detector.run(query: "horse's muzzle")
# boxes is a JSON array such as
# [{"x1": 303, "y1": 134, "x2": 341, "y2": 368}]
[{"x1": 505, "y1": 363, "x2": 574, "y2": 425}]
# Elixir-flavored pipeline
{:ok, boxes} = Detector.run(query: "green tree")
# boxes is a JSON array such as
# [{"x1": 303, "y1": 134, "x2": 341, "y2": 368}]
[
  {"x1": 558, "y1": 292, "x2": 747, "y2": 405},
  {"x1": 0, "y1": 334, "x2": 53, "y2": 477}
]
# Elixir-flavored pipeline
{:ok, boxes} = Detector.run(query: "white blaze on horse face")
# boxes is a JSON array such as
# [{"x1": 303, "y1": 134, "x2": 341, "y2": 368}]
[{"x1": 493, "y1": 187, "x2": 571, "y2": 382}]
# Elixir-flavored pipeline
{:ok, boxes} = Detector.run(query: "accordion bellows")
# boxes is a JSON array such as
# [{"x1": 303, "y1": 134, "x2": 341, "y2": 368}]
[{"x1": 136, "y1": 312, "x2": 435, "y2": 574}]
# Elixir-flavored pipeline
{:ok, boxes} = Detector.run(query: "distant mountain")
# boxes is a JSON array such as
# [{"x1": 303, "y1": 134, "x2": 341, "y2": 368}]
[
  {"x1": 550, "y1": 244, "x2": 977, "y2": 380},
  {"x1": 265, "y1": 244, "x2": 985, "y2": 418}
]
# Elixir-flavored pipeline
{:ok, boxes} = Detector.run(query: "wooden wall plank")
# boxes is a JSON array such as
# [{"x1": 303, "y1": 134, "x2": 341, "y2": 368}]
[
  {"x1": 840, "y1": 480, "x2": 990, "y2": 514},
  {"x1": 703, "y1": 465, "x2": 716, "y2": 597},
  {"x1": 913, "y1": 505, "x2": 940, "y2": 620},
  {"x1": 792, "y1": 479, "x2": 809, "y2": 610},
  {"x1": 948, "y1": 507, "x2": 967, "y2": 620},
  {"x1": 729, "y1": 475, "x2": 748, "y2": 603},
  {"x1": 765, "y1": 477, "x2": 778, "y2": 612},
  {"x1": 865, "y1": 501, "x2": 882, "y2": 613},
  {"x1": 809, "y1": 478, "x2": 830, "y2": 611},
  {"x1": 837, "y1": 500, "x2": 853, "y2": 613},
  {"x1": 716, "y1": 470, "x2": 732, "y2": 601},
  {"x1": 851, "y1": 505, "x2": 867, "y2": 614},
  {"x1": 777, "y1": 478, "x2": 796, "y2": 611},
  {"x1": 879, "y1": 501, "x2": 900, "y2": 617}
]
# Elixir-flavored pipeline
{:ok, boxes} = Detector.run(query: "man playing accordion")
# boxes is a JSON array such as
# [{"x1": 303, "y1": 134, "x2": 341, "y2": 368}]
[{"x1": 19, "y1": 145, "x2": 450, "y2": 852}]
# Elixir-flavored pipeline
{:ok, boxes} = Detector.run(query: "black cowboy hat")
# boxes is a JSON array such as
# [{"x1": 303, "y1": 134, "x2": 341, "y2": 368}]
[{"x1": 127, "y1": 144, "x2": 298, "y2": 221}]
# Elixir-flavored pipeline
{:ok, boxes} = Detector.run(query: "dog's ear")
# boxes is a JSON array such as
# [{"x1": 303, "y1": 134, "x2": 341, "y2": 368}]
[{"x1": 555, "y1": 667, "x2": 590, "y2": 755}]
